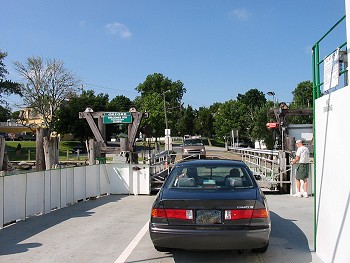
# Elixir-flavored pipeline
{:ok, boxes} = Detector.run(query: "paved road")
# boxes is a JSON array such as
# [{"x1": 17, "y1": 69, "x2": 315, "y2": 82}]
[{"x1": 0, "y1": 193, "x2": 323, "y2": 263}]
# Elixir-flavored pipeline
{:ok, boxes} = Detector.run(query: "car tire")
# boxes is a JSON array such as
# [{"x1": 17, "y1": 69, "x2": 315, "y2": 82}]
[
  {"x1": 253, "y1": 241, "x2": 269, "y2": 253},
  {"x1": 154, "y1": 245, "x2": 169, "y2": 252}
]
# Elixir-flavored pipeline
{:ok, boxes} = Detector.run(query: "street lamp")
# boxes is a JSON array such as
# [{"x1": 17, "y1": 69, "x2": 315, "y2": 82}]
[
  {"x1": 163, "y1": 91, "x2": 169, "y2": 129},
  {"x1": 267, "y1": 91, "x2": 276, "y2": 107},
  {"x1": 163, "y1": 90, "x2": 171, "y2": 154}
]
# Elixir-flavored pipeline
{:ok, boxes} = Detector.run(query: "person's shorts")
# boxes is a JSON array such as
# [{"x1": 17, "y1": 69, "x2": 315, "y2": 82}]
[{"x1": 296, "y1": 163, "x2": 309, "y2": 180}]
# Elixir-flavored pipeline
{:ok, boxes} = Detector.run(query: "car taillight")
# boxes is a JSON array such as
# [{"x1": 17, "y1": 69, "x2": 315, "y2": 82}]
[
  {"x1": 252, "y1": 208, "x2": 268, "y2": 218},
  {"x1": 152, "y1": 208, "x2": 167, "y2": 218},
  {"x1": 225, "y1": 209, "x2": 253, "y2": 220},
  {"x1": 225, "y1": 208, "x2": 268, "y2": 220},
  {"x1": 151, "y1": 208, "x2": 193, "y2": 220}
]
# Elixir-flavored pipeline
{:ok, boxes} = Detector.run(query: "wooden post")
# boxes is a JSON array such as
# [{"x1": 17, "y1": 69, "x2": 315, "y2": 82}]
[
  {"x1": 36, "y1": 128, "x2": 49, "y2": 171},
  {"x1": 51, "y1": 136, "x2": 59, "y2": 167},
  {"x1": 88, "y1": 139, "x2": 96, "y2": 165},
  {"x1": 43, "y1": 137, "x2": 51, "y2": 169},
  {"x1": 98, "y1": 117, "x2": 106, "y2": 143},
  {"x1": 3, "y1": 152, "x2": 9, "y2": 171},
  {"x1": 0, "y1": 138, "x2": 5, "y2": 170},
  {"x1": 43, "y1": 133, "x2": 60, "y2": 170}
]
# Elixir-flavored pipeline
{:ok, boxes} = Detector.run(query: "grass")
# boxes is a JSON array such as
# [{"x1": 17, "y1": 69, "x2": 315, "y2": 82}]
[
  {"x1": 5, "y1": 141, "x2": 87, "y2": 162},
  {"x1": 4, "y1": 138, "x2": 226, "y2": 162}
]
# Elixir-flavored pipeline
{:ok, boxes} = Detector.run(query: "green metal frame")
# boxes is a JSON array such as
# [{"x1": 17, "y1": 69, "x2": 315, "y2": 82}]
[{"x1": 311, "y1": 15, "x2": 347, "y2": 252}]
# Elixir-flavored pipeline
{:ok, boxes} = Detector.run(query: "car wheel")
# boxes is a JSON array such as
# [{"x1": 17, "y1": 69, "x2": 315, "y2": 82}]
[
  {"x1": 253, "y1": 242, "x2": 269, "y2": 253},
  {"x1": 154, "y1": 245, "x2": 169, "y2": 252}
]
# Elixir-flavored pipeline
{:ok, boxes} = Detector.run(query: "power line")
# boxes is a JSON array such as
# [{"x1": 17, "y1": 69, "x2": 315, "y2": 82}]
[{"x1": 83, "y1": 83, "x2": 139, "y2": 98}]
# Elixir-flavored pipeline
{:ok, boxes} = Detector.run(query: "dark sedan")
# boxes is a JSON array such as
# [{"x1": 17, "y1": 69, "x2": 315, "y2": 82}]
[{"x1": 149, "y1": 159, "x2": 270, "y2": 252}]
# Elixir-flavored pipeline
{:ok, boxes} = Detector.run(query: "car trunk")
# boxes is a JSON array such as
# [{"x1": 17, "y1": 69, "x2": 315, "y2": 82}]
[{"x1": 160, "y1": 188, "x2": 258, "y2": 227}]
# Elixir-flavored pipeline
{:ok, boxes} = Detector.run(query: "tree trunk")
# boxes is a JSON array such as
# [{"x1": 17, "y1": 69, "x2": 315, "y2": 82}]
[
  {"x1": 43, "y1": 137, "x2": 51, "y2": 169},
  {"x1": 36, "y1": 128, "x2": 49, "y2": 171},
  {"x1": 44, "y1": 136, "x2": 60, "y2": 170}
]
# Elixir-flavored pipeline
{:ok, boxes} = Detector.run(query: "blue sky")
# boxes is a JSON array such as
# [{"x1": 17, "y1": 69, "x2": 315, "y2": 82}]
[{"x1": 0, "y1": 0, "x2": 346, "y2": 110}]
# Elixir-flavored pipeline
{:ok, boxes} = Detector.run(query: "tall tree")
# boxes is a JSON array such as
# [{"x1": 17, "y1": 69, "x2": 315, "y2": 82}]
[
  {"x1": 108, "y1": 95, "x2": 132, "y2": 111},
  {"x1": 213, "y1": 100, "x2": 243, "y2": 140},
  {"x1": 134, "y1": 92, "x2": 164, "y2": 137},
  {"x1": 291, "y1": 80, "x2": 313, "y2": 108},
  {"x1": 250, "y1": 102, "x2": 274, "y2": 149},
  {"x1": 56, "y1": 90, "x2": 109, "y2": 141},
  {"x1": 176, "y1": 105, "x2": 196, "y2": 136},
  {"x1": 289, "y1": 80, "x2": 313, "y2": 124},
  {"x1": 237, "y1": 89, "x2": 267, "y2": 139},
  {"x1": 13, "y1": 57, "x2": 80, "y2": 132},
  {"x1": 0, "y1": 50, "x2": 21, "y2": 105},
  {"x1": 194, "y1": 107, "x2": 214, "y2": 137},
  {"x1": 135, "y1": 73, "x2": 186, "y2": 137}
]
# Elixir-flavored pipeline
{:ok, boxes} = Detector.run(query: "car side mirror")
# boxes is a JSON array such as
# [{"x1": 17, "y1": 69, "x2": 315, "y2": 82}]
[{"x1": 254, "y1": 174, "x2": 261, "y2": 180}]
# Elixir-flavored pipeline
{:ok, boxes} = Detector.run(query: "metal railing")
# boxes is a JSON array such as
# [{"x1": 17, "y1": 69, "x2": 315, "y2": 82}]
[
  {"x1": 312, "y1": 15, "x2": 347, "y2": 99},
  {"x1": 228, "y1": 147, "x2": 291, "y2": 191}
]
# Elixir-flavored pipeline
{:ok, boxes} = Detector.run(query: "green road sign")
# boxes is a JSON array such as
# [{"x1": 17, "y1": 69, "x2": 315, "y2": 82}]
[{"x1": 103, "y1": 112, "x2": 132, "y2": 124}]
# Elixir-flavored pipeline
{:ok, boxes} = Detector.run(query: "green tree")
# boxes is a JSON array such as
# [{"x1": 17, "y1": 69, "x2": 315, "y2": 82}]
[
  {"x1": 176, "y1": 105, "x2": 196, "y2": 136},
  {"x1": 194, "y1": 107, "x2": 214, "y2": 137},
  {"x1": 289, "y1": 81, "x2": 313, "y2": 124},
  {"x1": 236, "y1": 89, "x2": 267, "y2": 139},
  {"x1": 11, "y1": 110, "x2": 20, "y2": 119},
  {"x1": 213, "y1": 100, "x2": 243, "y2": 140},
  {"x1": 0, "y1": 50, "x2": 21, "y2": 105},
  {"x1": 108, "y1": 95, "x2": 132, "y2": 111},
  {"x1": 56, "y1": 90, "x2": 109, "y2": 140},
  {"x1": 134, "y1": 92, "x2": 164, "y2": 137},
  {"x1": 135, "y1": 73, "x2": 186, "y2": 137},
  {"x1": 291, "y1": 80, "x2": 313, "y2": 108},
  {"x1": 250, "y1": 102, "x2": 274, "y2": 149},
  {"x1": 0, "y1": 105, "x2": 11, "y2": 121}
]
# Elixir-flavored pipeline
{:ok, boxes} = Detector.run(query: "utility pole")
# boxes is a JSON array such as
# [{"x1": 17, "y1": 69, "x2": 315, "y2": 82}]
[{"x1": 163, "y1": 91, "x2": 168, "y2": 129}]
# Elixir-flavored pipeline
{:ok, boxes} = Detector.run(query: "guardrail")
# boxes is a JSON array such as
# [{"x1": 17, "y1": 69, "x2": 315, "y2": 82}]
[
  {"x1": 228, "y1": 147, "x2": 290, "y2": 191},
  {"x1": 0, "y1": 163, "x2": 149, "y2": 229}
]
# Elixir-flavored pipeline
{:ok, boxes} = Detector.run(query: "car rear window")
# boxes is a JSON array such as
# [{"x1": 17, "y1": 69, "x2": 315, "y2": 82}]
[
  {"x1": 183, "y1": 139, "x2": 204, "y2": 146},
  {"x1": 166, "y1": 165, "x2": 254, "y2": 189}
]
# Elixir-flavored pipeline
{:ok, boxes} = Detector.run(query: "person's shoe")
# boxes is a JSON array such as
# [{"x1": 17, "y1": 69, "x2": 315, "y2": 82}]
[
  {"x1": 293, "y1": 192, "x2": 302, "y2": 197},
  {"x1": 303, "y1": 192, "x2": 308, "y2": 198}
]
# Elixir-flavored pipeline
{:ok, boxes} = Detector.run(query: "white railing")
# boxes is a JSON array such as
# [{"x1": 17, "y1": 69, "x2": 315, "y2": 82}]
[
  {"x1": 229, "y1": 146, "x2": 314, "y2": 194},
  {"x1": 0, "y1": 163, "x2": 150, "y2": 229}
]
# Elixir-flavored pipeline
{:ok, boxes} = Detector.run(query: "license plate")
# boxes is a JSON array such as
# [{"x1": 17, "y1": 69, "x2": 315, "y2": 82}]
[{"x1": 196, "y1": 210, "x2": 222, "y2": 224}]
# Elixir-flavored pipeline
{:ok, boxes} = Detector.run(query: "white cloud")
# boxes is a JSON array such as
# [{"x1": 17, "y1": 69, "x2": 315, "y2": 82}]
[
  {"x1": 230, "y1": 8, "x2": 251, "y2": 21},
  {"x1": 105, "y1": 22, "x2": 132, "y2": 38}
]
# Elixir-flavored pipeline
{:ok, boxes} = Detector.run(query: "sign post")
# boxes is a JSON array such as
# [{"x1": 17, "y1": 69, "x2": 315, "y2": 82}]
[
  {"x1": 103, "y1": 112, "x2": 133, "y2": 124},
  {"x1": 165, "y1": 129, "x2": 171, "y2": 152}
]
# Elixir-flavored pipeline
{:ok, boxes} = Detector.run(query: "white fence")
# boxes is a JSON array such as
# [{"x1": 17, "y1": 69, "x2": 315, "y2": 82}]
[{"x1": 0, "y1": 163, "x2": 150, "y2": 229}]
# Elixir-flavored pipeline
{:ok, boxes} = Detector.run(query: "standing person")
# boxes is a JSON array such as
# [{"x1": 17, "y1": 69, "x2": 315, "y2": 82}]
[{"x1": 291, "y1": 140, "x2": 310, "y2": 197}]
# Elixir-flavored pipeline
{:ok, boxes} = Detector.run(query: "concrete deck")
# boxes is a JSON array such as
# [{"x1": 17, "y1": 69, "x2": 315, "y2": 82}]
[{"x1": 0, "y1": 193, "x2": 323, "y2": 263}]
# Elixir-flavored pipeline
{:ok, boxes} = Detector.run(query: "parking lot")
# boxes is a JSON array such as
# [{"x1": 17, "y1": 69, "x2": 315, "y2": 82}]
[{"x1": 0, "y1": 193, "x2": 322, "y2": 263}]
